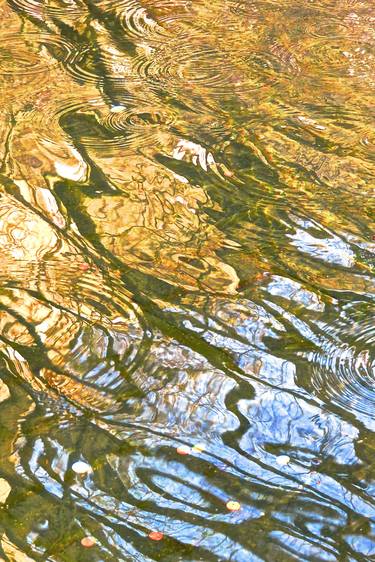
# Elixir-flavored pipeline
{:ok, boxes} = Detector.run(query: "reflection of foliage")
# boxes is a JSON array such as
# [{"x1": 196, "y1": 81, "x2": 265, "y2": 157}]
[{"x1": 0, "y1": 0, "x2": 374, "y2": 560}]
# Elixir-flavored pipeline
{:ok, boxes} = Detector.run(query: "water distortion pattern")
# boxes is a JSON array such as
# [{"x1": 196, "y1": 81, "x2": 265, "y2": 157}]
[{"x1": 0, "y1": 1, "x2": 374, "y2": 560}]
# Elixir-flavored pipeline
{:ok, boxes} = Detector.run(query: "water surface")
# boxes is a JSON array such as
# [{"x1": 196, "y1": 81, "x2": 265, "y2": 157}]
[{"x1": 0, "y1": 0, "x2": 374, "y2": 560}]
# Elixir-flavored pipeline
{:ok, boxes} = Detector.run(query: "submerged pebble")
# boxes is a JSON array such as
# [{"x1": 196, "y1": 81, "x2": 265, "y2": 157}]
[
  {"x1": 81, "y1": 536, "x2": 96, "y2": 547},
  {"x1": 72, "y1": 461, "x2": 92, "y2": 475},
  {"x1": 276, "y1": 455, "x2": 291, "y2": 466},
  {"x1": 79, "y1": 263, "x2": 90, "y2": 271},
  {"x1": 226, "y1": 500, "x2": 241, "y2": 511},
  {"x1": 148, "y1": 531, "x2": 164, "y2": 541},
  {"x1": 176, "y1": 445, "x2": 191, "y2": 455}
]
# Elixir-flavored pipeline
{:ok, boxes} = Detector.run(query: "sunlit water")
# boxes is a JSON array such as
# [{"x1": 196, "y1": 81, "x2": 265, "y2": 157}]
[{"x1": 0, "y1": 0, "x2": 374, "y2": 560}]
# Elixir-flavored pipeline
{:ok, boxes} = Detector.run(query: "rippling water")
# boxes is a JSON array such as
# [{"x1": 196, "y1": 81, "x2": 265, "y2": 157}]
[{"x1": 0, "y1": 0, "x2": 374, "y2": 559}]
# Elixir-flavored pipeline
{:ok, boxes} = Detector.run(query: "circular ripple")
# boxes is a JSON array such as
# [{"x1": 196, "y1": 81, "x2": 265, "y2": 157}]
[
  {"x1": 141, "y1": 0, "x2": 197, "y2": 27},
  {"x1": 9, "y1": 0, "x2": 84, "y2": 19},
  {"x1": 132, "y1": 42, "x2": 247, "y2": 99},
  {"x1": 310, "y1": 313, "x2": 375, "y2": 420},
  {"x1": 0, "y1": 34, "x2": 106, "y2": 85},
  {"x1": 0, "y1": 31, "x2": 100, "y2": 86},
  {"x1": 98, "y1": 103, "x2": 176, "y2": 150},
  {"x1": 64, "y1": 46, "x2": 104, "y2": 85},
  {"x1": 118, "y1": 0, "x2": 168, "y2": 40},
  {"x1": 0, "y1": 33, "x2": 72, "y2": 76},
  {"x1": 301, "y1": 38, "x2": 364, "y2": 76}
]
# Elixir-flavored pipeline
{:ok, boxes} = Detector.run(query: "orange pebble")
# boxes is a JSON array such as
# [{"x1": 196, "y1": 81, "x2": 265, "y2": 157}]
[
  {"x1": 226, "y1": 500, "x2": 241, "y2": 512},
  {"x1": 81, "y1": 536, "x2": 96, "y2": 548},
  {"x1": 79, "y1": 263, "x2": 90, "y2": 271},
  {"x1": 148, "y1": 531, "x2": 164, "y2": 541},
  {"x1": 176, "y1": 445, "x2": 191, "y2": 455}
]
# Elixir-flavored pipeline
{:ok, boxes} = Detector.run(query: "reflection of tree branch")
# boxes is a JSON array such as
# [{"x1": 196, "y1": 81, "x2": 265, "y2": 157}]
[{"x1": 0, "y1": 110, "x2": 16, "y2": 174}]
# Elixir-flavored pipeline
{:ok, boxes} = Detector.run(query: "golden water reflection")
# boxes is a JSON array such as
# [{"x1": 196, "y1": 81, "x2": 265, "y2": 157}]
[{"x1": 0, "y1": 0, "x2": 374, "y2": 560}]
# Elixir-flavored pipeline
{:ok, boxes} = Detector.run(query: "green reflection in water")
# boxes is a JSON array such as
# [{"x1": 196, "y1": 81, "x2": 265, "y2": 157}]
[{"x1": 0, "y1": 0, "x2": 374, "y2": 560}]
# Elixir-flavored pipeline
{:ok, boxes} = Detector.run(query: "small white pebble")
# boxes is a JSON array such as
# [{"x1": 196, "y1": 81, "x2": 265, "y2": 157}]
[
  {"x1": 276, "y1": 455, "x2": 291, "y2": 466},
  {"x1": 72, "y1": 461, "x2": 92, "y2": 475},
  {"x1": 176, "y1": 445, "x2": 191, "y2": 455}
]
